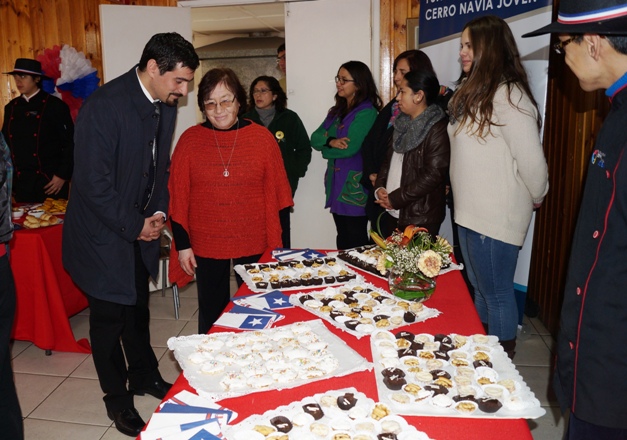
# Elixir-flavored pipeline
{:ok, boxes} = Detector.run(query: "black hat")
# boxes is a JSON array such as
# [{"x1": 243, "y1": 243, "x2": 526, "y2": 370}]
[
  {"x1": 3, "y1": 58, "x2": 50, "y2": 78},
  {"x1": 523, "y1": 0, "x2": 627, "y2": 37}
]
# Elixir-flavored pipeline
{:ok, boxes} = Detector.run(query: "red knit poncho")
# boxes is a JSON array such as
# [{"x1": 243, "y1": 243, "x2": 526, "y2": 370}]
[{"x1": 168, "y1": 121, "x2": 293, "y2": 286}]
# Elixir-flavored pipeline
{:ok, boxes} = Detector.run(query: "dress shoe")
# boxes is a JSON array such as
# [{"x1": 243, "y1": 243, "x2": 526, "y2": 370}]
[
  {"x1": 129, "y1": 378, "x2": 172, "y2": 399},
  {"x1": 107, "y1": 407, "x2": 145, "y2": 437}
]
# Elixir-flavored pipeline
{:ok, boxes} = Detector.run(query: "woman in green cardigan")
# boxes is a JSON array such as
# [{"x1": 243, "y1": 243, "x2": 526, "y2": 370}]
[
  {"x1": 243, "y1": 76, "x2": 311, "y2": 248},
  {"x1": 311, "y1": 61, "x2": 381, "y2": 249}
]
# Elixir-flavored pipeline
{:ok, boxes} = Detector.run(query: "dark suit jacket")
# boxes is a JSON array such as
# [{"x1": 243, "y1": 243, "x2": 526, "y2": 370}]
[{"x1": 62, "y1": 66, "x2": 175, "y2": 305}]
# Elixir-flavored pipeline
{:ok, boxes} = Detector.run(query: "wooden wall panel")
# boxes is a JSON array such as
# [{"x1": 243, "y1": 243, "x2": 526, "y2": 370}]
[
  {"x1": 379, "y1": 0, "x2": 417, "y2": 102},
  {"x1": 0, "y1": 0, "x2": 175, "y2": 122}
]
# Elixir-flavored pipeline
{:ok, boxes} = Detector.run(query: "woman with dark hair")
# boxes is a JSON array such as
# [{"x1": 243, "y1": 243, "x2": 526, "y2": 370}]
[
  {"x1": 448, "y1": 16, "x2": 549, "y2": 357},
  {"x1": 242, "y1": 76, "x2": 311, "y2": 248},
  {"x1": 361, "y1": 50, "x2": 451, "y2": 228},
  {"x1": 311, "y1": 61, "x2": 382, "y2": 249},
  {"x1": 168, "y1": 68, "x2": 293, "y2": 333},
  {"x1": 373, "y1": 69, "x2": 450, "y2": 238}
]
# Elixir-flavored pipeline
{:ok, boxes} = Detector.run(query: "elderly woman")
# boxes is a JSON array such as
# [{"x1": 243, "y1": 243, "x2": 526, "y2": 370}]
[
  {"x1": 168, "y1": 68, "x2": 293, "y2": 334},
  {"x1": 242, "y1": 75, "x2": 311, "y2": 248},
  {"x1": 373, "y1": 69, "x2": 450, "y2": 238}
]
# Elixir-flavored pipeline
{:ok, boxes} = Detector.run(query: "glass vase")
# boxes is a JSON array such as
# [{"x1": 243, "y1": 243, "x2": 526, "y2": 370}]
[{"x1": 387, "y1": 267, "x2": 436, "y2": 302}]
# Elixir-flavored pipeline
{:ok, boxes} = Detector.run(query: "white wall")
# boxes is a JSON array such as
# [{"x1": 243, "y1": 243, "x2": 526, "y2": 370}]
[
  {"x1": 286, "y1": 0, "x2": 374, "y2": 249},
  {"x1": 99, "y1": 5, "x2": 196, "y2": 149}
]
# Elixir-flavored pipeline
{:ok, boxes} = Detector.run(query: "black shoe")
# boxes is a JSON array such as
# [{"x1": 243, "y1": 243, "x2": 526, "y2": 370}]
[
  {"x1": 107, "y1": 407, "x2": 145, "y2": 437},
  {"x1": 129, "y1": 378, "x2": 172, "y2": 399}
]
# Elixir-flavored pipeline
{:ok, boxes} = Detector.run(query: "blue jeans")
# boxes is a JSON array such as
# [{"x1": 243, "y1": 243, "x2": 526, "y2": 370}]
[{"x1": 457, "y1": 225, "x2": 519, "y2": 340}]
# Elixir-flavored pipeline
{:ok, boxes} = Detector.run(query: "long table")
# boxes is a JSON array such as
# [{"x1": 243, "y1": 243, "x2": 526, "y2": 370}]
[
  {"x1": 154, "y1": 250, "x2": 533, "y2": 440},
  {"x1": 9, "y1": 224, "x2": 91, "y2": 353}
]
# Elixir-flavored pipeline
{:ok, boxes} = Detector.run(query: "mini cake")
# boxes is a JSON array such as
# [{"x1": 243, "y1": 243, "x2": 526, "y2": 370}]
[
  {"x1": 370, "y1": 403, "x2": 391, "y2": 420},
  {"x1": 430, "y1": 369, "x2": 451, "y2": 380},
  {"x1": 382, "y1": 367, "x2": 406, "y2": 378},
  {"x1": 424, "y1": 384, "x2": 449, "y2": 396},
  {"x1": 391, "y1": 392, "x2": 410, "y2": 404},
  {"x1": 477, "y1": 397, "x2": 503, "y2": 413},
  {"x1": 473, "y1": 360, "x2": 493, "y2": 369},
  {"x1": 302, "y1": 403, "x2": 324, "y2": 420},
  {"x1": 383, "y1": 373, "x2": 407, "y2": 390},
  {"x1": 253, "y1": 425, "x2": 275, "y2": 436},
  {"x1": 270, "y1": 416, "x2": 293, "y2": 433},
  {"x1": 337, "y1": 392, "x2": 358, "y2": 410},
  {"x1": 395, "y1": 331, "x2": 415, "y2": 340},
  {"x1": 309, "y1": 422, "x2": 329, "y2": 436},
  {"x1": 403, "y1": 311, "x2": 417, "y2": 323}
]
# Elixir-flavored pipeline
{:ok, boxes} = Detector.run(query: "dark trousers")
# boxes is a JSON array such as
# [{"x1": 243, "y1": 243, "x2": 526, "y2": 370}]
[
  {"x1": 567, "y1": 411, "x2": 627, "y2": 440},
  {"x1": 86, "y1": 243, "x2": 159, "y2": 412},
  {"x1": 279, "y1": 207, "x2": 291, "y2": 249},
  {"x1": 0, "y1": 254, "x2": 24, "y2": 440},
  {"x1": 195, "y1": 253, "x2": 262, "y2": 334},
  {"x1": 332, "y1": 213, "x2": 369, "y2": 250}
]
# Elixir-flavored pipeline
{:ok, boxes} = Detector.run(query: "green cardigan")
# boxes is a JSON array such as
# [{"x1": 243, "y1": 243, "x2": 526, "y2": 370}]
[{"x1": 243, "y1": 108, "x2": 312, "y2": 195}]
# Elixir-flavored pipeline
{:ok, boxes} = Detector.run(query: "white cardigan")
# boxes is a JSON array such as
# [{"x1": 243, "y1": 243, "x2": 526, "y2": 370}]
[{"x1": 448, "y1": 84, "x2": 549, "y2": 247}]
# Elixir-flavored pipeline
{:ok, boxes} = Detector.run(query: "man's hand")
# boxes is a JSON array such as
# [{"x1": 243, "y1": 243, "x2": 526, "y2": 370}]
[
  {"x1": 137, "y1": 213, "x2": 165, "y2": 241},
  {"x1": 44, "y1": 175, "x2": 66, "y2": 195},
  {"x1": 178, "y1": 248, "x2": 197, "y2": 276}
]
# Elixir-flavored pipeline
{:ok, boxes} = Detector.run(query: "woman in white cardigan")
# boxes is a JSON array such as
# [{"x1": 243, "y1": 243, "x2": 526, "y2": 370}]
[{"x1": 448, "y1": 15, "x2": 549, "y2": 358}]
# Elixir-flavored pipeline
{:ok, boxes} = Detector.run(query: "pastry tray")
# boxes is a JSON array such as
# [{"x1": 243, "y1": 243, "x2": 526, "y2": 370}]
[
  {"x1": 234, "y1": 257, "x2": 363, "y2": 293},
  {"x1": 370, "y1": 330, "x2": 545, "y2": 419},
  {"x1": 289, "y1": 281, "x2": 441, "y2": 339},
  {"x1": 222, "y1": 387, "x2": 434, "y2": 440},
  {"x1": 167, "y1": 320, "x2": 372, "y2": 401}
]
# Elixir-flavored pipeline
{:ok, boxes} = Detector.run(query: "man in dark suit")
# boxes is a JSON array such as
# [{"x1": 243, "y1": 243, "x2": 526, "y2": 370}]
[{"x1": 62, "y1": 33, "x2": 199, "y2": 437}]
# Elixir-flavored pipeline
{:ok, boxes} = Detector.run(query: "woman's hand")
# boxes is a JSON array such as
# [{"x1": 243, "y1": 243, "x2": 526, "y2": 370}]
[
  {"x1": 329, "y1": 137, "x2": 350, "y2": 149},
  {"x1": 375, "y1": 188, "x2": 393, "y2": 210},
  {"x1": 178, "y1": 248, "x2": 197, "y2": 276}
]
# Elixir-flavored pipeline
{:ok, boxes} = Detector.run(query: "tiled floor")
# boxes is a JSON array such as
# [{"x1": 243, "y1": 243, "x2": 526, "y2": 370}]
[{"x1": 10, "y1": 281, "x2": 567, "y2": 439}]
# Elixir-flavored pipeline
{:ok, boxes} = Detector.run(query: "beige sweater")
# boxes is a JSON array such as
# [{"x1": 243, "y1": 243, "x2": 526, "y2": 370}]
[{"x1": 449, "y1": 84, "x2": 549, "y2": 247}]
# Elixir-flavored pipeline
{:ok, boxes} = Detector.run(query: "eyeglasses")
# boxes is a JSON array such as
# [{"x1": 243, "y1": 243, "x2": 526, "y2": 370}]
[
  {"x1": 335, "y1": 76, "x2": 356, "y2": 85},
  {"x1": 252, "y1": 88, "x2": 271, "y2": 96},
  {"x1": 553, "y1": 37, "x2": 574, "y2": 55},
  {"x1": 204, "y1": 97, "x2": 236, "y2": 112},
  {"x1": 276, "y1": 55, "x2": 286, "y2": 64}
]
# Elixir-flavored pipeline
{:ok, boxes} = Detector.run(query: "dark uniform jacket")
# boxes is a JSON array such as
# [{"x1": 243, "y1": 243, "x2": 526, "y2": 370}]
[
  {"x1": 374, "y1": 118, "x2": 450, "y2": 231},
  {"x1": 62, "y1": 67, "x2": 174, "y2": 305},
  {"x1": 2, "y1": 91, "x2": 74, "y2": 202},
  {"x1": 554, "y1": 84, "x2": 627, "y2": 429}
]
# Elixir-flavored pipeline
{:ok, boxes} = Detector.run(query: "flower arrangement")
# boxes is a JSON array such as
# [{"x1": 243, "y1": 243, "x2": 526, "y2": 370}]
[
  {"x1": 371, "y1": 225, "x2": 452, "y2": 301},
  {"x1": 370, "y1": 225, "x2": 452, "y2": 278}
]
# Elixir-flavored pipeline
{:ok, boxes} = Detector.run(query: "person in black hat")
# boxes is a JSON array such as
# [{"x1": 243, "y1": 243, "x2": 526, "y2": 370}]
[
  {"x1": 2, "y1": 58, "x2": 74, "y2": 203},
  {"x1": 524, "y1": 1, "x2": 627, "y2": 437}
]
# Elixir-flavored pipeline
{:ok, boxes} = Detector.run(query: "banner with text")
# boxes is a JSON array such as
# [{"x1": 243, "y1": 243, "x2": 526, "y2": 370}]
[{"x1": 420, "y1": 0, "x2": 552, "y2": 45}]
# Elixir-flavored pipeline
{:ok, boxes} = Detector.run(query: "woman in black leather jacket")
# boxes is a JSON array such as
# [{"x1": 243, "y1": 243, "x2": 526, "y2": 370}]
[{"x1": 373, "y1": 69, "x2": 450, "y2": 237}]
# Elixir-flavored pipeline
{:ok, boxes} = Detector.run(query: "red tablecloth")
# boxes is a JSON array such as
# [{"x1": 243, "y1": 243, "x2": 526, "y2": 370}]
[
  {"x1": 154, "y1": 250, "x2": 533, "y2": 440},
  {"x1": 9, "y1": 223, "x2": 91, "y2": 353}
]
